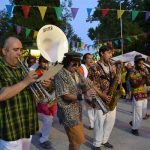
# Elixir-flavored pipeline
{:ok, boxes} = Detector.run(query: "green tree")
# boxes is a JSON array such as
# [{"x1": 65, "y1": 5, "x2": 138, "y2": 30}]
[{"x1": 88, "y1": 0, "x2": 150, "y2": 55}]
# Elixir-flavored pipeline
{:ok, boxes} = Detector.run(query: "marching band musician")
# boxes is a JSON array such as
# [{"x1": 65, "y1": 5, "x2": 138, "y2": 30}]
[
  {"x1": 54, "y1": 52, "x2": 94, "y2": 150},
  {"x1": 35, "y1": 56, "x2": 57, "y2": 149},
  {"x1": 0, "y1": 37, "x2": 38, "y2": 150},
  {"x1": 88, "y1": 46, "x2": 117, "y2": 150},
  {"x1": 79, "y1": 53, "x2": 95, "y2": 130},
  {"x1": 128, "y1": 55, "x2": 150, "y2": 136}
]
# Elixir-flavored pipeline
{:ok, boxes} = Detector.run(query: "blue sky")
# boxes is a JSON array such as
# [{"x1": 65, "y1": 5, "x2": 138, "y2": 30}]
[{"x1": 0, "y1": 0, "x2": 98, "y2": 46}]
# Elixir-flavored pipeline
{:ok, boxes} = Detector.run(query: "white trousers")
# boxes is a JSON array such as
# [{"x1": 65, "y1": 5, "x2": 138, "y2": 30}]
[
  {"x1": 93, "y1": 108, "x2": 116, "y2": 147},
  {"x1": 0, "y1": 136, "x2": 32, "y2": 150},
  {"x1": 38, "y1": 113, "x2": 53, "y2": 143},
  {"x1": 87, "y1": 108, "x2": 95, "y2": 128},
  {"x1": 132, "y1": 98, "x2": 147, "y2": 129}
]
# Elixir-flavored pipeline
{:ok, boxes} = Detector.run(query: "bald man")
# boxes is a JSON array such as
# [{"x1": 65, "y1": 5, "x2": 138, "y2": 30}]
[{"x1": 0, "y1": 37, "x2": 50, "y2": 150}]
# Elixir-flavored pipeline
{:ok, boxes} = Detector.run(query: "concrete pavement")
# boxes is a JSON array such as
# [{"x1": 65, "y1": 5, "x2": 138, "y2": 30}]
[{"x1": 30, "y1": 99, "x2": 150, "y2": 150}]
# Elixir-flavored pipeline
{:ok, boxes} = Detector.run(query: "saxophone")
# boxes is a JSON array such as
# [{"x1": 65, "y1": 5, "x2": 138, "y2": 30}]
[
  {"x1": 76, "y1": 69, "x2": 109, "y2": 114},
  {"x1": 107, "y1": 62, "x2": 125, "y2": 111}
]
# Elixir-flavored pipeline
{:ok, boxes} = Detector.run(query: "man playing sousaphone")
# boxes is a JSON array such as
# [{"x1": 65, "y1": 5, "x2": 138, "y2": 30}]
[
  {"x1": 35, "y1": 56, "x2": 57, "y2": 149},
  {"x1": 88, "y1": 45, "x2": 122, "y2": 150}
]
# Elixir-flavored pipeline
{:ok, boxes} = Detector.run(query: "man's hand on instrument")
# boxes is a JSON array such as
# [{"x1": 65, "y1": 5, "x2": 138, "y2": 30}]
[
  {"x1": 87, "y1": 88, "x2": 96, "y2": 98},
  {"x1": 101, "y1": 94, "x2": 112, "y2": 103},
  {"x1": 23, "y1": 72, "x2": 37, "y2": 85},
  {"x1": 41, "y1": 79, "x2": 52, "y2": 88}
]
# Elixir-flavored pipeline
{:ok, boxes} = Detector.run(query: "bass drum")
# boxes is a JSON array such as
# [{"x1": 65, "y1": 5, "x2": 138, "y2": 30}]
[{"x1": 37, "y1": 24, "x2": 68, "y2": 63}]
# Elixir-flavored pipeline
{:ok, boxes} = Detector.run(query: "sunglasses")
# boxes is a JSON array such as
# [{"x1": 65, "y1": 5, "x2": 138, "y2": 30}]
[{"x1": 71, "y1": 62, "x2": 81, "y2": 67}]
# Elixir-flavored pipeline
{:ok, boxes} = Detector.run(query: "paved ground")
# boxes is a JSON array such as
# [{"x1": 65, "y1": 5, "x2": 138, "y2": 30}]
[{"x1": 30, "y1": 99, "x2": 150, "y2": 150}]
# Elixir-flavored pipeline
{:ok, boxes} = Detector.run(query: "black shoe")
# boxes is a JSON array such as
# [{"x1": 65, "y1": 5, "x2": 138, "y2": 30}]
[
  {"x1": 93, "y1": 146, "x2": 101, "y2": 150},
  {"x1": 88, "y1": 126, "x2": 94, "y2": 130},
  {"x1": 40, "y1": 141, "x2": 52, "y2": 149},
  {"x1": 129, "y1": 121, "x2": 132, "y2": 126},
  {"x1": 102, "y1": 142, "x2": 113, "y2": 148},
  {"x1": 131, "y1": 129, "x2": 139, "y2": 136},
  {"x1": 143, "y1": 114, "x2": 150, "y2": 120}
]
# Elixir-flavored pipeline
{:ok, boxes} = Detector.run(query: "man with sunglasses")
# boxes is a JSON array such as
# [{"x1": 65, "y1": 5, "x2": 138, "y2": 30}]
[{"x1": 54, "y1": 52, "x2": 91, "y2": 150}]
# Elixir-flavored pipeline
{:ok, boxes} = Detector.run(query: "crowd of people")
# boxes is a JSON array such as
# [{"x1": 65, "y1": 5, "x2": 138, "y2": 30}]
[{"x1": 0, "y1": 36, "x2": 149, "y2": 150}]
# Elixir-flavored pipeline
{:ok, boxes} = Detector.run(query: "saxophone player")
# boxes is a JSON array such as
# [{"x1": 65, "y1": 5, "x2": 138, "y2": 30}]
[
  {"x1": 88, "y1": 46, "x2": 116, "y2": 150},
  {"x1": 128, "y1": 55, "x2": 150, "y2": 136}
]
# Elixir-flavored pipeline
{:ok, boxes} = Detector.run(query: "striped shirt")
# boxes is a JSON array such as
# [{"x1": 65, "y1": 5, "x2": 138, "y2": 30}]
[{"x1": 0, "y1": 58, "x2": 39, "y2": 141}]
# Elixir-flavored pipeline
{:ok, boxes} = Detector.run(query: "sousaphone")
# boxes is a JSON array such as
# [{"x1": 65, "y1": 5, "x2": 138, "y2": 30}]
[
  {"x1": 37, "y1": 24, "x2": 68, "y2": 63},
  {"x1": 36, "y1": 24, "x2": 68, "y2": 81}
]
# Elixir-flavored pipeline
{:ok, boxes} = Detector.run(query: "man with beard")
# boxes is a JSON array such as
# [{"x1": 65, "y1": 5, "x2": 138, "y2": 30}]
[
  {"x1": 129, "y1": 55, "x2": 150, "y2": 136},
  {"x1": 88, "y1": 46, "x2": 116, "y2": 150}
]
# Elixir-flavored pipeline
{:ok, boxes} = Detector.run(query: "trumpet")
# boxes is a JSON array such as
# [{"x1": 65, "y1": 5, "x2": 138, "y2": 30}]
[{"x1": 18, "y1": 58, "x2": 55, "y2": 104}]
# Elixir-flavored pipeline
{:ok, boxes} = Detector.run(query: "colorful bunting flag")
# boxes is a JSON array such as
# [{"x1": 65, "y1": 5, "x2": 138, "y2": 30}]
[
  {"x1": 101, "y1": 9, "x2": 109, "y2": 16},
  {"x1": 117, "y1": 10, "x2": 125, "y2": 19},
  {"x1": 54, "y1": 7, "x2": 63, "y2": 20},
  {"x1": 132, "y1": 10, "x2": 139, "y2": 21},
  {"x1": 16, "y1": 25, "x2": 22, "y2": 34},
  {"x1": 33, "y1": 31, "x2": 38, "y2": 38},
  {"x1": 22, "y1": 5, "x2": 31, "y2": 18},
  {"x1": 133, "y1": 36, "x2": 138, "y2": 40},
  {"x1": 145, "y1": 11, "x2": 150, "y2": 21},
  {"x1": 25, "y1": 28, "x2": 31, "y2": 37},
  {"x1": 5, "y1": 5, "x2": 13, "y2": 17},
  {"x1": 87, "y1": 8, "x2": 92, "y2": 17},
  {"x1": 38, "y1": 6, "x2": 47, "y2": 20},
  {"x1": 71, "y1": 8, "x2": 79, "y2": 19},
  {"x1": 126, "y1": 37, "x2": 132, "y2": 42}
]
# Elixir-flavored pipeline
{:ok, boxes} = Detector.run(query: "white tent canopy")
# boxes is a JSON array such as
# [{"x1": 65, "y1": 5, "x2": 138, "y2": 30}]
[{"x1": 112, "y1": 51, "x2": 148, "y2": 66}]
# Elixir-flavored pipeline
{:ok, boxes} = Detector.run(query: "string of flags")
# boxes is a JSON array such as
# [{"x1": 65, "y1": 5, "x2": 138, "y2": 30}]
[
  {"x1": 5, "y1": 4, "x2": 150, "y2": 21},
  {"x1": 0, "y1": 18, "x2": 149, "y2": 51}
]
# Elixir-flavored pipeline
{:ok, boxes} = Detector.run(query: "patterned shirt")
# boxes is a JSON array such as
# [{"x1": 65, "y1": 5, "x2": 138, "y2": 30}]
[
  {"x1": 54, "y1": 68, "x2": 89, "y2": 128},
  {"x1": 88, "y1": 61, "x2": 115, "y2": 94},
  {"x1": 129, "y1": 69, "x2": 148, "y2": 100},
  {"x1": 0, "y1": 58, "x2": 39, "y2": 141}
]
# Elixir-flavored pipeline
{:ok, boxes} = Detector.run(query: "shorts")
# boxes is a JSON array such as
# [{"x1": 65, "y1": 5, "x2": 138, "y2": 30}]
[{"x1": 65, "y1": 123, "x2": 85, "y2": 144}]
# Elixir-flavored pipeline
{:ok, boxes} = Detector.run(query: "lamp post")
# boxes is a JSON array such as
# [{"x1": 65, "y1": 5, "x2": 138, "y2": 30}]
[{"x1": 120, "y1": 1, "x2": 123, "y2": 55}]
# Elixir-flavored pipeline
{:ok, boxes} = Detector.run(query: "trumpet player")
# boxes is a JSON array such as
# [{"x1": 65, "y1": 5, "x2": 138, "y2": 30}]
[
  {"x1": 128, "y1": 55, "x2": 150, "y2": 136},
  {"x1": 88, "y1": 46, "x2": 116, "y2": 150},
  {"x1": 0, "y1": 37, "x2": 39, "y2": 150}
]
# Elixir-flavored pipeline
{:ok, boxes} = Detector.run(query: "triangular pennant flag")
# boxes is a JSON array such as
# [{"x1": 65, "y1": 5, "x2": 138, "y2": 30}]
[
  {"x1": 84, "y1": 44, "x2": 88, "y2": 49},
  {"x1": 101, "y1": 9, "x2": 109, "y2": 16},
  {"x1": 132, "y1": 10, "x2": 139, "y2": 21},
  {"x1": 133, "y1": 36, "x2": 138, "y2": 40},
  {"x1": 71, "y1": 8, "x2": 79, "y2": 19},
  {"x1": 126, "y1": 37, "x2": 132, "y2": 42},
  {"x1": 145, "y1": 11, "x2": 150, "y2": 21},
  {"x1": 25, "y1": 28, "x2": 31, "y2": 37},
  {"x1": 5, "y1": 5, "x2": 13, "y2": 17},
  {"x1": 54, "y1": 7, "x2": 63, "y2": 20},
  {"x1": 22, "y1": 5, "x2": 31, "y2": 18},
  {"x1": 33, "y1": 31, "x2": 38, "y2": 38},
  {"x1": 87, "y1": 8, "x2": 92, "y2": 17},
  {"x1": 16, "y1": 26, "x2": 22, "y2": 34},
  {"x1": 113, "y1": 40, "x2": 119, "y2": 45},
  {"x1": 117, "y1": 10, "x2": 125, "y2": 19},
  {"x1": 38, "y1": 6, "x2": 47, "y2": 20}
]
